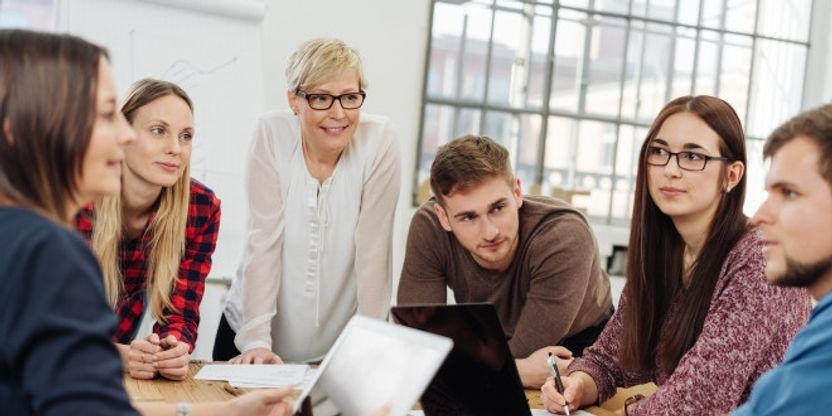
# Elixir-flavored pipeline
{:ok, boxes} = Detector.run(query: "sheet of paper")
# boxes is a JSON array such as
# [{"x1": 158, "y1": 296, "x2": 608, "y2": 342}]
[
  {"x1": 195, "y1": 364, "x2": 308, "y2": 388},
  {"x1": 229, "y1": 368, "x2": 319, "y2": 389}
]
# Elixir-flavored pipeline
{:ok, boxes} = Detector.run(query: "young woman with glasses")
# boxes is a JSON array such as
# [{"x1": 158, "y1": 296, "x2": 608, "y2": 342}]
[
  {"x1": 541, "y1": 95, "x2": 812, "y2": 415},
  {"x1": 215, "y1": 38, "x2": 400, "y2": 364}
]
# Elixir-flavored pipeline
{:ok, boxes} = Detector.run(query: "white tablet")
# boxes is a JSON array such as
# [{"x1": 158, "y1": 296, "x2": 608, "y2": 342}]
[{"x1": 292, "y1": 315, "x2": 453, "y2": 416}]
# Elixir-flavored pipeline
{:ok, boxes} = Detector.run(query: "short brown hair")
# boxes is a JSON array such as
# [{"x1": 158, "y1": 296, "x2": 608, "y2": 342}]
[
  {"x1": 764, "y1": 104, "x2": 832, "y2": 186},
  {"x1": 429, "y1": 135, "x2": 513, "y2": 205},
  {"x1": 0, "y1": 29, "x2": 107, "y2": 222}
]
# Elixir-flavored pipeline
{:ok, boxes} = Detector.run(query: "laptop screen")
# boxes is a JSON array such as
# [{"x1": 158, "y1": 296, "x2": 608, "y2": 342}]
[{"x1": 391, "y1": 303, "x2": 532, "y2": 416}]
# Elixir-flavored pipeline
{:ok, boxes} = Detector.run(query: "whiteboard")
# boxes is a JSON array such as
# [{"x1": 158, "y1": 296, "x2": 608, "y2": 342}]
[{"x1": 60, "y1": 0, "x2": 267, "y2": 279}]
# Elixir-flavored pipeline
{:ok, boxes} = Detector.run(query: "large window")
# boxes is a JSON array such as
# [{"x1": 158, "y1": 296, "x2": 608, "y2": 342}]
[{"x1": 416, "y1": 0, "x2": 813, "y2": 224}]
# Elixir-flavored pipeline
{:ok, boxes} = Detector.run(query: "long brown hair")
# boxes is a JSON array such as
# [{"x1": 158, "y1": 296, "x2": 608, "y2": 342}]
[
  {"x1": 620, "y1": 95, "x2": 750, "y2": 373},
  {"x1": 0, "y1": 30, "x2": 107, "y2": 222},
  {"x1": 91, "y1": 79, "x2": 193, "y2": 321}
]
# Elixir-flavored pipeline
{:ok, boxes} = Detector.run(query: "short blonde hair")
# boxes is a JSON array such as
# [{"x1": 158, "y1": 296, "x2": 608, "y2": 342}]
[{"x1": 285, "y1": 37, "x2": 366, "y2": 92}]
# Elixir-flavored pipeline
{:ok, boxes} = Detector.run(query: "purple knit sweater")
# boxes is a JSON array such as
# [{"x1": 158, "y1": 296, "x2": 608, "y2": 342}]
[{"x1": 569, "y1": 230, "x2": 812, "y2": 415}]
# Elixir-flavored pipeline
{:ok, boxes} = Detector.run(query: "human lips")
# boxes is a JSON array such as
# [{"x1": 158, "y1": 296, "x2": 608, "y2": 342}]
[
  {"x1": 155, "y1": 161, "x2": 180, "y2": 172},
  {"x1": 659, "y1": 186, "x2": 685, "y2": 197},
  {"x1": 479, "y1": 239, "x2": 505, "y2": 251},
  {"x1": 320, "y1": 125, "x2": 348, "y2": 135}
]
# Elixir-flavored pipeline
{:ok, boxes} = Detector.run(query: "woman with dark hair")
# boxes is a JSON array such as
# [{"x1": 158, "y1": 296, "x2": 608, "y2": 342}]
[
  {"x1": 541, "y1": 95, "x2": 812, "y2": 415},
  {"x1": 0, "y1": 29, "x2": 290, "y2": 416}
]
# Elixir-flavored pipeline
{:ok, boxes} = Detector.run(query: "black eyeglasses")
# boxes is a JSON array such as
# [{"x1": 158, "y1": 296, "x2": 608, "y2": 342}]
[
  {"x1": 645, "y1": 146, "x2": 731, "y2": 171},
  {"x1": 295, "y1": 90, "x2": 366, "y2": 110}
]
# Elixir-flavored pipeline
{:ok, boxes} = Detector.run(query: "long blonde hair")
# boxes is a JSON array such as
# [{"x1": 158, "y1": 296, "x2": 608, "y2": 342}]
[{"x1": 92, "y1": 79, "x2": 193, "y2": 323}]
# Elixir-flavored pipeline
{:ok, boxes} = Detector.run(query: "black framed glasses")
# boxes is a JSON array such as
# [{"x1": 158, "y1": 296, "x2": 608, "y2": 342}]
[
  {"x1": 645, "y1": 146, "x2": 731, "y2": 171},
  {"x1": 295, "y1": 90, "x2": 366, "y2": 110}
]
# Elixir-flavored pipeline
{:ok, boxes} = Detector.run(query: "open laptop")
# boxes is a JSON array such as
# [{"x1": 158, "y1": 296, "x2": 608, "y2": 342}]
[
  {"x1": 391, "y1": 303, "x2": 532, "y2": 416},
  {"x1": 292, "y1": 315, "x2": 453, "y2": 416}
]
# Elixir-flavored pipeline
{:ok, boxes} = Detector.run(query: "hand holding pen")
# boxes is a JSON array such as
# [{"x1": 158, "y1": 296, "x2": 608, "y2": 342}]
[{"x1": 546, "y1": 352, "x2": 571, "y2": 415}]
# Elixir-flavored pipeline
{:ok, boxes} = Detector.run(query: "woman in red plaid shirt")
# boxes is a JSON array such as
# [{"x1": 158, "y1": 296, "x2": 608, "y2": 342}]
[{"x1": 77, "y1": 79, "x2": 221, "y2": 381}]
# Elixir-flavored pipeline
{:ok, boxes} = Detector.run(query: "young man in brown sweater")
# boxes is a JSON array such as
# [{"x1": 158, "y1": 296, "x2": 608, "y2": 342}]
[{"x1": 397, "y1": 135, "x2": 613, "y2": 388}]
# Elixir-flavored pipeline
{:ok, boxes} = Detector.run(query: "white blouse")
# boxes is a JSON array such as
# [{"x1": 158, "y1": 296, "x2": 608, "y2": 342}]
[{"x1": 223, "y1": 110, "x2": 400, "y2": 362}]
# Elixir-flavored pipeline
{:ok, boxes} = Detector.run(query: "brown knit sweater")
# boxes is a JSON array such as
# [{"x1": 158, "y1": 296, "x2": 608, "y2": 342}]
[{"x1": 397, "y1": 196, "x2": 613, "y2": 357}]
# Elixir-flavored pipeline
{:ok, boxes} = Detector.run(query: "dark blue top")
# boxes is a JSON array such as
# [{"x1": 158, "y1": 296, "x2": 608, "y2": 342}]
[
  {"x1": 0, "y1": 207, "x2": 138, "y2": 415},
  {"x1": 734, "y1": 291, "x2": 832, "y2": 415}
]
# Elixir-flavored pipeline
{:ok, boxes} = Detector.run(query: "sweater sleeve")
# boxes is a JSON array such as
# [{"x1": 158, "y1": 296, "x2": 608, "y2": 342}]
[
  {"x1": 508, "y1": 213, "x2": 603, "y2": 357},
  {"x1": 397, "y1": 205, "x2": 450, "y2": 305},
  {"x1": 568, "y1": 292, "x2": 653, "y2": 404},
  {"x1": 629, "y1": 236, "x2": 811, "y2": 415},
  {"x1": 235, "y1": 118, "x2": 285, "y2": 352},
  {"x1": 5, "y1": 227, "x2": 138, "y2": 415},
  {"x1": 353, "y1": 121, "x2": 400, "y2": 319}
]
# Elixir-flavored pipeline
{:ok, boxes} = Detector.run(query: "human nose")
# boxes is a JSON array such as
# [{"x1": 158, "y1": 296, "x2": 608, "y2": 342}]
[
  {"x1": 328, "y1": 98, "x2": 346, "y2": 118},
  {"x1": 480, "y1": 217, "x2": 499, "y2": 241},
  {"x1": 118, "y1": 114, "x2": 136, "y2": 146},
  {"x1": 166, "y1": 135, "x2": 182, "y2": 155},
  {"x1": 663, "y1": 153, "x2": 682, "y2": 177},
  {"x1": 750, "y1": 196, "x2": 773, "y2": 227}
]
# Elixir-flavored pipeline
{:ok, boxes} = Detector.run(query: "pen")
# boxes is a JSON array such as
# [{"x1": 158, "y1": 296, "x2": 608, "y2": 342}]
[{"x1": 547, "y1": 352, "x2": 571, "y2": 416}]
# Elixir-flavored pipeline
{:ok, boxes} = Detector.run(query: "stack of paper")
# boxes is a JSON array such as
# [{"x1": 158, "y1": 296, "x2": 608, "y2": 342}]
[{"x1": 195, "y1": 364, "x2": 313, "y2": 388}]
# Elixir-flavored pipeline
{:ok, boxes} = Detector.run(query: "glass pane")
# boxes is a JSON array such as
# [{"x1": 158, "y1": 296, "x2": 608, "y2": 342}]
[
  {"x1": 516, "y1": 114, "x2": 543, "y2": 193},
  {"x1": 718, "y1": 34, "x2": 752, "y2": 124},
  {"x1": 559, "y1": 0, "x2": 590, "y2": 9},
  {"x1": 694, "y1": 30, "x2": 719, "y2": 96},
  {"x1": 585, "y1": 14, "x2": 628, "y2": 117},
  {"x1": 544, "y1": 116, "x2": 576, "y2": 191},
  {"x1": 575, "y1": 120, "x2": 617, "y2": 218},
  {"x1": 744, "y1": 138, "x2": 767, "y2": 217},
  {"x1": 550, "y1": 9, "x2": 586, "y2": 113},
  {"x1": 701, "y1": 0, "x2": 725, "y2": 29},
  {"x1": 647, "y1": 0, "x2": 677, "y2": 22},
  {"x1": 637, "y1": 23, "x2": 674, "y2": 121},
  {"x1": 496, "y1": 0, "x2": 525, "y2": 10},
  {"x1": 611, "y1": 124, "x2": 646, "y2": 220},
  {"x1": 593, "y1": 0, "x2": 629, "y2": 14},
  {"x1": 747, "y1": 40, "x2": 807, "y2": 138},
  {"x1": 677, "y1": 0, "x2": 701, "y2": 26},
  {"x1": 453, "y1": 107, "x2": 483, "y2": 137},
  {"x1": 483, "y1": 111, "x2": 516, "y2": 150},
  {"x1": 670, "y1": 27, "x2": 697, "y2": 100},
  {"x1": 724, "y1": 0, "x2": 756, "y2": 34},
  {"x1": 426, "y1": 2, "x2": 465, "y2": 99},
  {"x1": 487, "y1": 10, "x2": 525, "y2": 106},
  {"x1": 418, "y1": 104, "x2": 457, "y2": 184},
  {"x1": 620, "y1": 20, "x2": 644, "y2": 120},
  {"x1": 758, "y1": 0, "x2": 812, "y2": 42},
  {"x1": 526, "y1": 9, "x2": 552, "y2": 109}
]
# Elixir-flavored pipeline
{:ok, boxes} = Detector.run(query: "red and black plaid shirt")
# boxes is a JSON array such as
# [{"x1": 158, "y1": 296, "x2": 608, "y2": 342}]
[{"x1": 76, "y1": 179, "x2": 221, "y2": 352}]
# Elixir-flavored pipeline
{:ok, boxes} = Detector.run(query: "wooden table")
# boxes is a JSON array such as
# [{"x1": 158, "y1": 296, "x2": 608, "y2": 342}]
[{"x1": 125, "y1": 362, "x2": 655, "y2": 415}]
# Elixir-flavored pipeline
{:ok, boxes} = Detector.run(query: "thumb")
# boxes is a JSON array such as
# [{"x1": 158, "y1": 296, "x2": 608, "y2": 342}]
[
  {"x1": 562, "y1": 378, "x2": 580, "y2": 404},
  {"x1": 147, "y1": 333, "x2": 161, "y2": 345},
  {"x1": 258, "y1": 386, "x2": 293, "y2": 404}
]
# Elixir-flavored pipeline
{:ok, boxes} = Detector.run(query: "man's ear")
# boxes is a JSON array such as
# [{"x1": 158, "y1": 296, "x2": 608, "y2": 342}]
[
  {"x1": 512, "y1": 177, "x2": 523, "y2": 208},
  {"x1": 433, "y1": 202, "x2": 453, "y2": 232}
]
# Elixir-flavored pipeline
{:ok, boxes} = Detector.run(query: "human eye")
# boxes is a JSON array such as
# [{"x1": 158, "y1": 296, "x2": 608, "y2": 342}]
[
  {"x1": 459, "y1": 213, "x2": 476, "y2": 223},
  {"x1": 490, "y1": 203, "x2": 505, "y2": 214},
  {"x1": 309, "y1": 94, "x2": 331, "y2": 104},
  {"x1": 781, "y1": 188, "x2": 798, "y2": 199},
  {"x1": 150, "y1": 126, "x2": 165, "y2": 135},
  {"x1": 683, "y1": 152, "x2": 706, "y2": 161},
  {"x1": 179, "y1": 131, "x2": 194, "y2": 142},
  {"x1": 648, "y1": 146, "x2": 668, "y2": 156},
  {"x1": 343, "y1": 93, "x2": 361, "y2": 103}
]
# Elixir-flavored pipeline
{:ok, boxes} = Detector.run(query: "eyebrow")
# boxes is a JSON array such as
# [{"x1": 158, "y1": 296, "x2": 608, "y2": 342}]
[
  {"x1": 765, "y1": 179, "x2": 800, "y2": 191},
  {"x1": 452, "y1": 197, "x2": 508, "y2": 220},
  {"x1": 652, "y1": 138, "x2": 708, "y2": 151}
]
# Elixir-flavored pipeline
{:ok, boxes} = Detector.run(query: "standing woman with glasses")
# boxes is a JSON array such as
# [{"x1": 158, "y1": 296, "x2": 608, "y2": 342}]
[
  {"x1": 216, "y1": 38, "x2": 400, "y2": 363},
  {"x1": 541, "y1": 96, "x2": 811, "y2": 415}
]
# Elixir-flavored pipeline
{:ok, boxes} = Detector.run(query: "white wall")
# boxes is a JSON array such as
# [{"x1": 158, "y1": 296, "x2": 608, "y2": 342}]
[{"x1": 260, "y1": 0, "x2": 431, "y2": 299}]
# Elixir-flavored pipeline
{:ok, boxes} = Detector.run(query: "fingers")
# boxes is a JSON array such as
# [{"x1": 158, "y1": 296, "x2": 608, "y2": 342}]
[
  {"x1": 130, "y1": 337, "x2": 162, "y2": 354},
  {"x1": 548, "y1": 345, "x2": 573, "y2": 360},
  {"x1": 159, "y1": 334, "x2": 178, "y2": 349},
  {"x1": 368, "y1": 403, "x2": 391, "y2": 416},
  {"x1": 155, "y1": 340, "x2": 189, "y2": 361}
]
